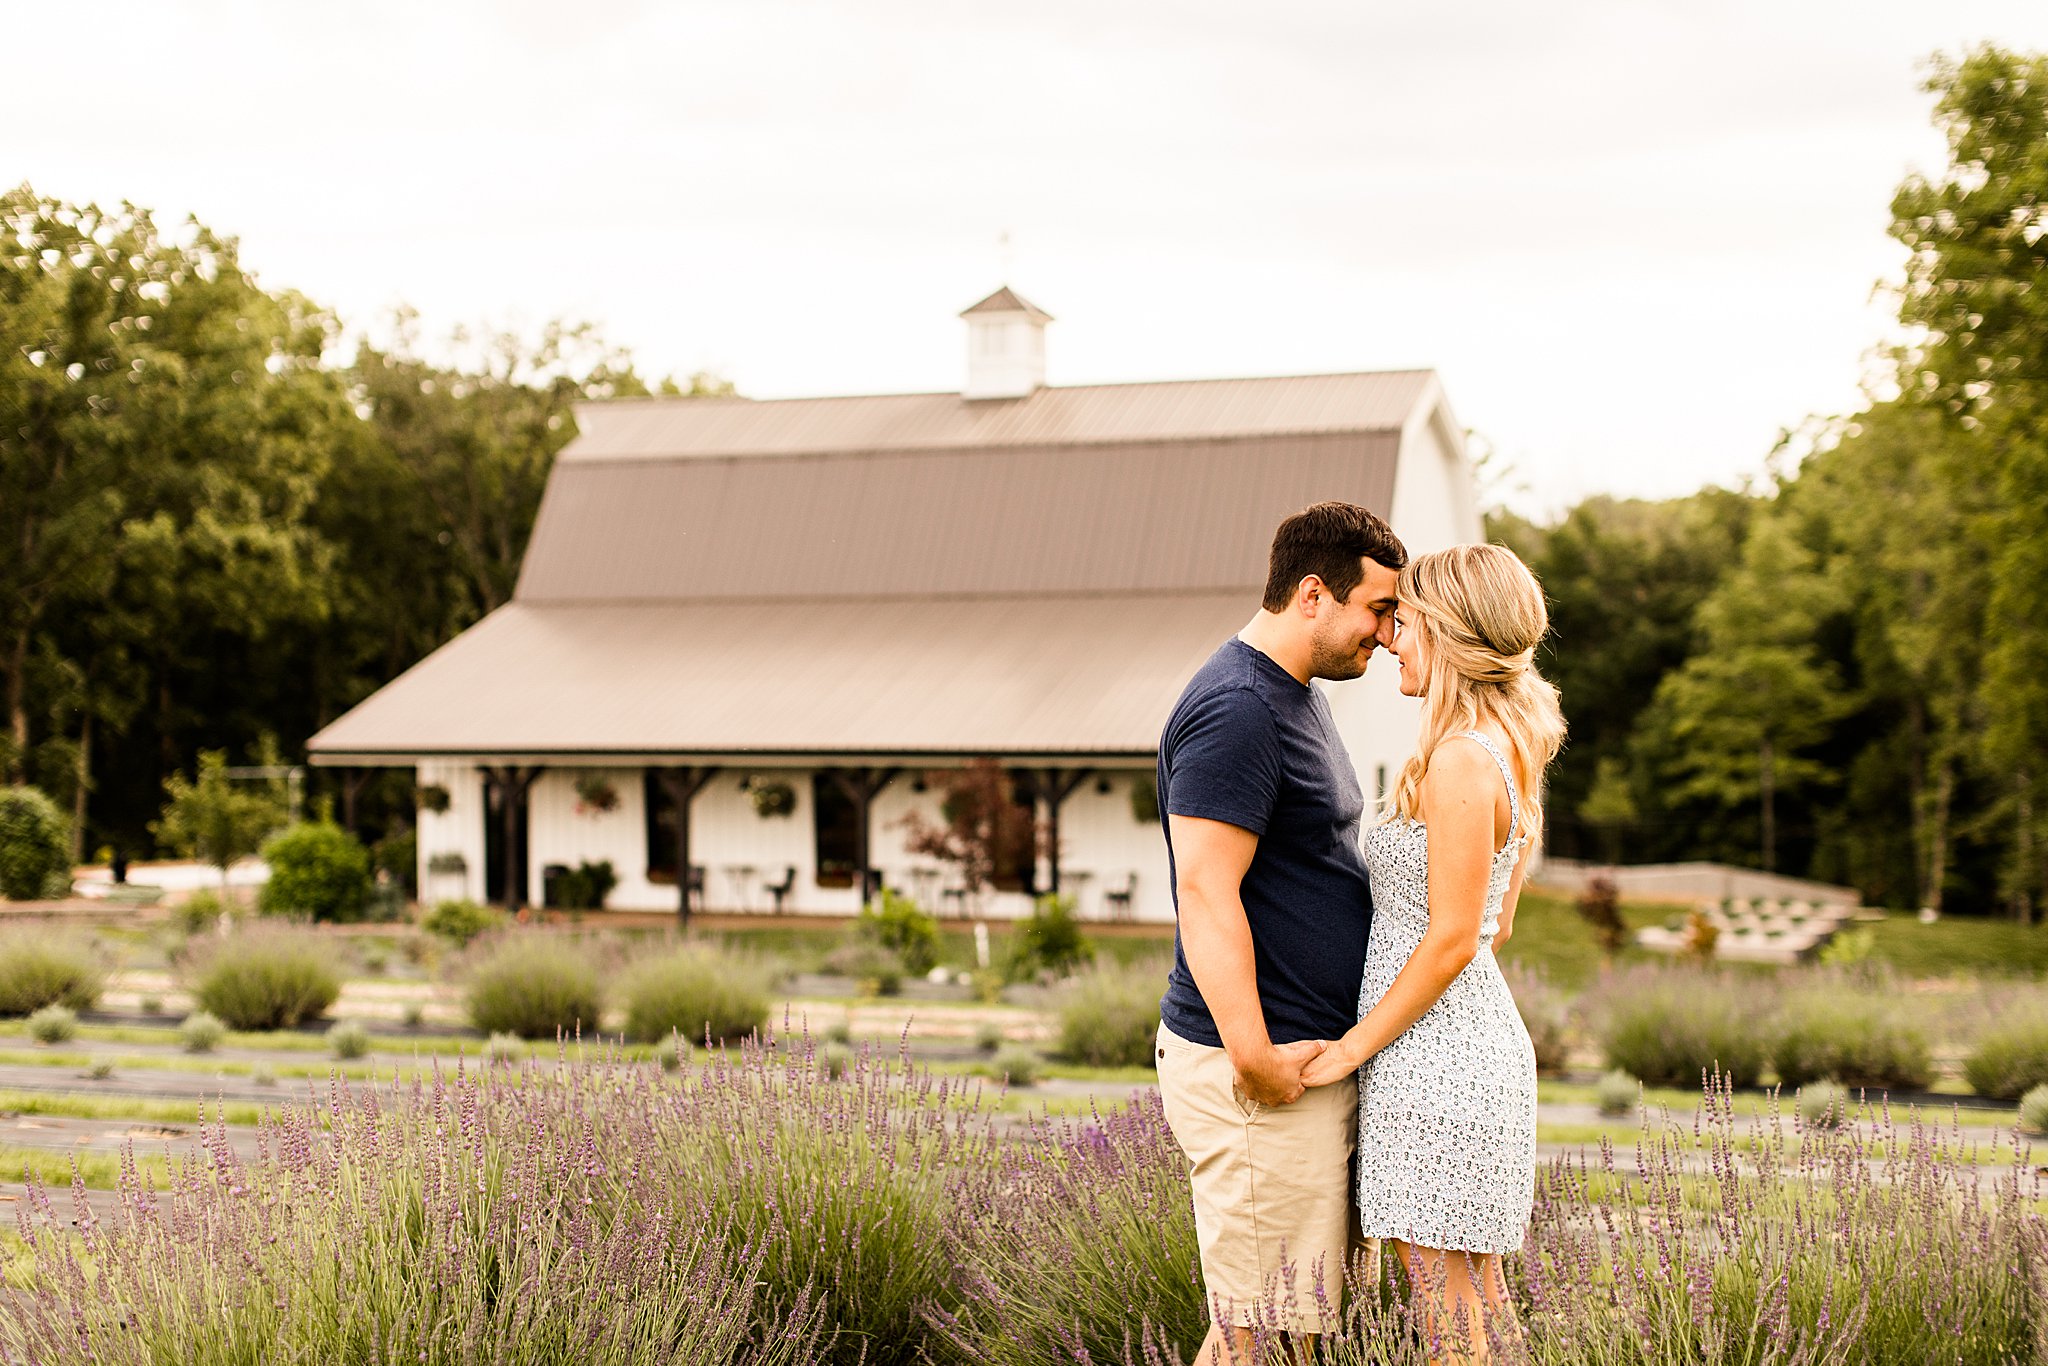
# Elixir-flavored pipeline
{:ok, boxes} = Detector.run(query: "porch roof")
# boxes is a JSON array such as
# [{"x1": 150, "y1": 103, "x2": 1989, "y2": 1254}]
[{"x1": 305, "y1": 593, "x2": 1251, "y2": 763}]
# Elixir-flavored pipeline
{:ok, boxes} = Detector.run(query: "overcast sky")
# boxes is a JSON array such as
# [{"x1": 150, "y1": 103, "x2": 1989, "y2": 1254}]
[{"x1": 12, "y1": 1, "x2": 2048, "y2": 515}]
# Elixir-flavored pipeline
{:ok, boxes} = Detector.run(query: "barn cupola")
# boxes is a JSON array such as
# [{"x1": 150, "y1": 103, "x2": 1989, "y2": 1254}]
[{"x1": 960, "y1": 286, "x2": 1052, "y2": 400}]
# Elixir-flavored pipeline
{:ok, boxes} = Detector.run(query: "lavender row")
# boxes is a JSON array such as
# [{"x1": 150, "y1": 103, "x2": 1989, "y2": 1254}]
[{"x1": 6, "y1": 1038, "x2": 2045, "y2": 1364}]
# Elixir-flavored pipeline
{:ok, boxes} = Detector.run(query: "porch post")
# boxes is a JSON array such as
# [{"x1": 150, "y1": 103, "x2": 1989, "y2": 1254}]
[
  {"x1": 827, "y1": 767, "x2": 900, "y2": 905},
  {"x1": 1027, "y1": 767, "x2": 1092, "y2": 893},
  {"x1": 656, "y1": 766, "x2": 721, "y2": 932},
  {"x1": 479, "y1": 764, "x2": 541, "y2": 910}
]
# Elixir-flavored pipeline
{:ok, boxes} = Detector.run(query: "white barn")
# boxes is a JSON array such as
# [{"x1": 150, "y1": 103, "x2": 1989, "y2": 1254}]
[{"x1": 306, "y1": 288, "x2": 1482, "y2": 923}]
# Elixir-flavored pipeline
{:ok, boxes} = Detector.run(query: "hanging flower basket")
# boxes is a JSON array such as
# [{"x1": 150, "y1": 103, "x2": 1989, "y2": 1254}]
[
  {"x1": 574, "y1": 774, "x2": 620, "y2": 815},
  {"x1": 426, "y1": 851, "x2": 467, "y2": 876},
  {"x1": 751, "y1": 779, "x2": 797, "y2": 819},
  {"x1": 415, "y1": 783, "x2": 451, "y2": 814}
]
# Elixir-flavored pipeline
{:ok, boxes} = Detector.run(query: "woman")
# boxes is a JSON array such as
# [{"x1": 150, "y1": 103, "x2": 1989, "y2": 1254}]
[{"x1": 1300, "y1": 543, "x2": 1565, "y2": 1362}]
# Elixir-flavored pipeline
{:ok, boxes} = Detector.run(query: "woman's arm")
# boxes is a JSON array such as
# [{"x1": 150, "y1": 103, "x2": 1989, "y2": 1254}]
[
  {"x1": 1492, "y1": 835, "x2": 1536, "y2": 953},
  {"x1": 1301, "y1": 740, "x2": 1498, "y2": 1086}
]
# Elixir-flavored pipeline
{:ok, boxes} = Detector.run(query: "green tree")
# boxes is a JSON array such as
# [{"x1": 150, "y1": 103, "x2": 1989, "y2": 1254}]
[
  {"x1": 153, "y1": 750, "x2": 285, "y2": 902},
  {"x1": 1490, "y1": 489, "x2": 1754, "y2": 862},
  {"x1": 1642, "y1": 518, "x2": 1847, "y2": 871},
  {"x1": 1890, "y1": 46, "x2": 2048, "y2": 917}
]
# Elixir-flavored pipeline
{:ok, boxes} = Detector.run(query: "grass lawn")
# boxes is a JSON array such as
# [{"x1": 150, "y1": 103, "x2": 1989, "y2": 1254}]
[
  {"x1": 0, "y1": 1143, "x2": 173, "y2": 1191},
  {"x1": 1493, "y1": 890, "x2": 1673, "y2": 988},
  {"x1": 0, "y1": 1088, "x2": 270, "y2": 1127},
  {"x1": 1862, "y1": 911, "x2": 2048, "y2": 978}
]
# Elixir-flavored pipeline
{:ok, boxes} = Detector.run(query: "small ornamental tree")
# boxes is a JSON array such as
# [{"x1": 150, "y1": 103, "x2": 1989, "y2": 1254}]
[
  {"x1": 898, "y1": 758, "x2": 1040, "y2": 919},
  {"x1": 153, "y1": 751, "x2": 285, "y2": 902}
]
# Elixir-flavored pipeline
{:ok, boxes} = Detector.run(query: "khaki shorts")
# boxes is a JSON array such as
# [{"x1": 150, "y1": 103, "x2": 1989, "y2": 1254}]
[{"x1": 1156, "y1": 1022, "x2": 1367, "y2": 1332}]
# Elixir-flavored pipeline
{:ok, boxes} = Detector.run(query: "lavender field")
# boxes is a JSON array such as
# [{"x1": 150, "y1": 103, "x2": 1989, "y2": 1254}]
[{"x1": 4, "y1": 1035, "x2": 2044, "y2": 1366}]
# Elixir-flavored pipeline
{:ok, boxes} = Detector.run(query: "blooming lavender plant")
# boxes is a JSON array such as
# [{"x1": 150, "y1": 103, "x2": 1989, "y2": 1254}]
[{"x1": 7, "y1": 1053, "x2": 2046, "y2": 1365}]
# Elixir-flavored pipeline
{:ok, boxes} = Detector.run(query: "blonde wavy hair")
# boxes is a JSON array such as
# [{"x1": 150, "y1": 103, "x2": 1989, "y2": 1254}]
[{"x1": 1384, "y1": 543, "x2": 1566, "y2": 847}]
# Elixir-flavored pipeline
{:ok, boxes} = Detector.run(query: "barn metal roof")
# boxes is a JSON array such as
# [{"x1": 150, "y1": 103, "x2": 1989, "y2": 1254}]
[
  {"x1": 516, "y1": 430, "x2": 1400, "y2": 602},
  {"x1": 309, "y1": 367, "x2": 1440, "y2": 760},
  {"x1": 563, "y1": 370, "x2": 1432, "y2": 462},
  {"x1": 306, "y1": 595, "x2": 1254, "y2": 761}
]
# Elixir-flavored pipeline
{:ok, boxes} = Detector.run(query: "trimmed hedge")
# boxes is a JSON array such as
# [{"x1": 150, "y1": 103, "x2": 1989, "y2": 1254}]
[
  {"x1": 1770, "y1": 977, "x2": 1932, "y2": 1090},
  {"x1": 466, "y1": 935, "x2": 604, "y2": 1040},
  {"x1": 0, "y1": 786, "x2": 70, "y2": 901},
  {"x1": 259, "y1": 821, "x2": 373, "y2": 922},
  {"x1": 183, "y1": 926, "x2": 342, "y2": 1030},
  {"x1": 0, "y1": 928, "x2": 106, "y2": 1016},
  {"x1": 620, "y1": 946, "x2": 772, "y2": 1045},
  {"x1": 1589, "y1": 965, "x2": 1771, "y2": 1089},
  {"x1": 1055, "y1": 959, "x2": 1164, "y2": 1068}
]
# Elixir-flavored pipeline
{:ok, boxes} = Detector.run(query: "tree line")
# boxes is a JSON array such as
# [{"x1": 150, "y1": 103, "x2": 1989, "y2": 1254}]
[
  {"x1": 4, "y1": 46, "x2": 2043, "y2": 916},
  {"x1": 1500, "y1": 46, "x2": 2048, "y2": 918},
  {"x1": 0, "y1": 184, "x2": 726, "y2": 871}
]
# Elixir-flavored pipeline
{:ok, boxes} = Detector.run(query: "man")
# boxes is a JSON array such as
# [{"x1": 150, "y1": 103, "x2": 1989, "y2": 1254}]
[{"x1": 1154, "y1": 500, "x2": 1407, "y2": 1359}]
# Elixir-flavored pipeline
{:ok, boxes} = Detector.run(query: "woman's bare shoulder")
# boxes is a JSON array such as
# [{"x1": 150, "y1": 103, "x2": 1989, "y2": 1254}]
[{"x1": 1418, "y1": 736, "x2": 1500, "y2": 809}]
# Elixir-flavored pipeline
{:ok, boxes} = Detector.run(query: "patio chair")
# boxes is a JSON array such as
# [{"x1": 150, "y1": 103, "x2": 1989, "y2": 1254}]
[
  {"x1": 686, "y1": 865, "x2": 706, "y2": 912},
  {"x1": 1104, "y1": 872, "x2": 1138, "y2": 922},
  {"x1": 765, "y1": 865, "x2": 797, "y2": 914}
]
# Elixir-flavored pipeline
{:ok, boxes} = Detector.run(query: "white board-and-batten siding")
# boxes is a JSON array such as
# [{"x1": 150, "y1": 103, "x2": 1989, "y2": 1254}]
[{"x1": 418, "y1": 763, "x2": 1177, "y2": 923}]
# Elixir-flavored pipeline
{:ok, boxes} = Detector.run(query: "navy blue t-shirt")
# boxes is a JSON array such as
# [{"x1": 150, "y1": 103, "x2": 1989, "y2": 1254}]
[{"x1": 1156, "y1": 637, "x2": 1374, "y2": 1048}]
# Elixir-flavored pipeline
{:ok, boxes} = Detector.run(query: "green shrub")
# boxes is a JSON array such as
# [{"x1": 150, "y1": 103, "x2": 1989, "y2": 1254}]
[
  {"x1": 482, "y1": 1032, "x2": 526, "y2": 1066},
  {"x1": 175, "y1": 889, "x2": 228, "y2": 934},
  {"x1": 1770, "y1": 978, "x2": 1932, "y2": 1090},
  {"x1": 86, "y1": 1057, "x2": 114, "y2": 1080},
  {"x1": 1589, "y1": 965, "x2": 1771, "y2": 1089},
  {"x1": 619, "y1": 946, "x2": 771, "y2": 1045},
  {"x1": 854, "y1": 889, "x2": 939, "y2": 975},
  {"x1": 400, "y1": 1001, "x2": 424, "y2": 1029},
  {"x1": 328, "y1": 1019, "x2": 372, "y2": 1060},
  {"x1": 182, "y1": 926, "x2": 342, "y2": 1030},
  {"x1": 251, "y1": 1062, "x2": 276, "y2": 1086},
  {"x1": 989, "y1": 1045, "x2": 1039, "y2": 1087},
  {"x1": 258, "y1": 821, "x2": 372, "y2": 922},
  {"x1": 465, "y1": 936, "x2": 604, "y2": 1040},
  {"x1": 824, "y1": 939, "x2": 902, "y2": 996},
  {"x1": 179, "y1": 1010, "x2": 226, "y2": 1053},
  {"x1": 821, "y1": 1041, "x2": 855, "y2": 1079},
  {"x1": 543, "y1": 860, "x2": 618, "y2": 912},
  {"x1": 139, "y1": 994, "x2": 163, "y2": 1016},
  {"x1": 823, "y1": 1019, "x2": 853, "y2": 1046},
  {"x1": 1965, "y1": 1007, "x2": 2048, "y2": 1101},
  {"x1": 1798, "y1": 1080, "x2": 1851, "y2": 1129},
  {"x1": 371, "y1": 827, "x2": 418, "y2": 899},
  {"x1": 1504, "y1": 962, "x2": 1571, "y2": 1075},
  {"x1": 420, "y1": 899, "x2": 505, "y2": 947},
  {"x1": 1055, "y1": 959, "x2": 1163, "y2": 1068},
  {"x1": 26, "y1": 1004, "x2": 77, "y2": 1043},
  {"x1": 0, "y1": 928, "x2": 106, "y2": 1016},
  {"x1": 0, "y1": 786, "x2": 70, "y2": 901},
  {"x1": 1817, "y1": 926, "x2": 1876, "y2": 967},
  {"x1": 652, "y1": 1035, "x2": 683, "y2": 1072},
  {"x1": 2020, "y1": 1084, "x2": 2048, "y2": 1137},
  {"x1": 974, "y1": 1021, "x2": 1004, "y2": 1054},
  {"x1": 1005, "y1": 895, "x2": 1094, "y2": 982},
  {"x1": 1595, "y1": 1069, "x2": 1639, "y2": 1118}
]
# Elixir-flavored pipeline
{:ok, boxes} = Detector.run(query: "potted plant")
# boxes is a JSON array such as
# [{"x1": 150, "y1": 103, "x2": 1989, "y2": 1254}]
[
  {"x1": 415, "y1": 783, "x2": 451, "y2": 814},
  {"x1": 750, "y1": 779, "x2": 797, "y2": 819},
  {"x1": 574, "y1": 774, "x2": 620, "y2": 815}
]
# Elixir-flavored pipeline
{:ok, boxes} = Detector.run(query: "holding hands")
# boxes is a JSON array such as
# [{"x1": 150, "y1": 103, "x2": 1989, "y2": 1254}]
[
  {"x1": 1232, "y1": 1038, "x2": 1330, "y2": 1107},
  {"x1": 1298, "y1": 1031, "x2": 1370, "y2": 1088}
]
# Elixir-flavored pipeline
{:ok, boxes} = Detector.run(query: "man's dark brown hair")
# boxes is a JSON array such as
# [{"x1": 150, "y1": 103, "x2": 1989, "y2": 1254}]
[{"x1": 1261, "y1": 501, "x2": 1408, "y2": 612}]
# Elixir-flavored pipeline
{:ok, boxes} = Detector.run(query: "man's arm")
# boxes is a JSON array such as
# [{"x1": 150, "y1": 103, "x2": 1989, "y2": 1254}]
[{"x1": 1170, "y1": 813, "x2": 1325, "y2": 1106}]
